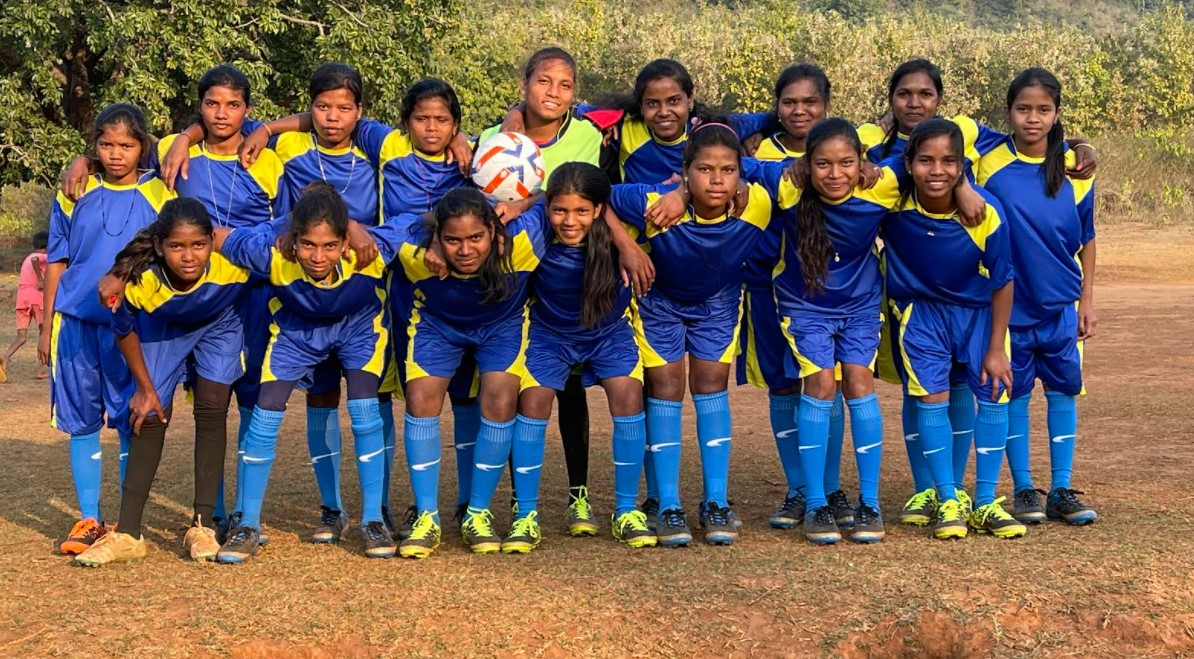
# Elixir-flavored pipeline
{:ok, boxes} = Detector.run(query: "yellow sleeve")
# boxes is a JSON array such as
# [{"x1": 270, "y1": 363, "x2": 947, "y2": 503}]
[
  {"x1": 247, "y1": 148, "x2": 285, "y2": 201},
  {"x1": 739, "y1": 183, "x2": 773, "y2": 230}
]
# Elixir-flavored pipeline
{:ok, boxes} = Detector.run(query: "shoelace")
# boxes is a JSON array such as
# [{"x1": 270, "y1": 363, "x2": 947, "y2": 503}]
[
  {"x1": 856, "y1": 505, "x2": 877, "y2": 525},
  {"x1": 619, "y1": 511, "x2": 649, "y2": 533},
  {"x1": 469, "y1": 512, "x2": 495, "y2": 537},
  {"x1": 907, "y1": 489, "x2": 935, "y2": 509},
  {"x1": 402, "y1": 505, "x2": 418, "y2": 528},
  {"x1": 641, "y1": 499, "x2": 659, "y2": 516},
  {"x1": 939, "y1": 500, "x2": 964, "y2": 522},
  {"x1": 1015, "y1": 488, "x2": 1043, "y2": 509},
  {"x1": 410, "y1": 512, "x2": 438, "y2": 539},
  {"x1": 705, "y1": 504, "x2": 730, "y2": 527},
  {"x1": 510, "y1": 514, "x2": 538, "y2": 538},
  {"x1": 1056, "y1": 488, "x2": 1087, "y2": 507},
  {"x1": 227, "y1": 527, "x2": 255, "y2": 546},
  {"x1": 363, "y1": 521, "x2": 388, "y2": 542},
  {"x1": 661, "y1": 508, "x2": 686, "y2": 529},
  {"x1": 780, "y1": 494, "x2": 805, "y2": 512},
  {"x1": 319, "y1": 508, "x2": 342, "y2": 527},
  {"x1": 828, "y1": 491, "x2": 850, "y2": 510},
  {"x1": 570, "y1": 489, "x2": 593, "y2": 519},
  {"x1": 813, "y1": 506, "x2": 836, "y2": 526}
]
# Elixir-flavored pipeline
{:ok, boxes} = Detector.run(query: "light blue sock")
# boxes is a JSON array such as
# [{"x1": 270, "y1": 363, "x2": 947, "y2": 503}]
[
  {"x1": 917, "y1": 400, "x2": 956, "y2": 502},
  {"x1": 469, "y1": 415, "x2": 517, "y2": 511},
  {"x1": 973, "y1": 400, "x2": 1009, "y2": 507},
  {"x1": 769, "y1": 392, "x2": 803, "y2": 496},
  {"x1": 848, "y1": 393, "x2": 884, "y2": 509},
  {"x1": 1007, "y1": 394, "x2": 1034, "y2": 492},
  {"x1": 902, "y1": 394, "x2": 934, "y2": 492},
  {"x1": 612, "y1": 413, "x2": 646, "y2": 516},
  {"x1": 306, "y1": 406, "x2": 343, "y2": 511},
  {"x1": 693, "y1": 391, "x2": 732, "y2": 507},
  {"x1": 825, "y1": 391, "x2": 845, "y2": 493},
  {"x1": 404, "y1": 414, "x2": 441, "y2": 519},
  {"x1": 643, "y1": 423, "x2": 659, "y2": 502},
  {"x1": 118, "y1": 430, "x2": 131, "y2": 487},
  {"x1": 240, "y1": 408, "x2": 285, "y2": 529},
  {"x1": 452, "y1": 402, "x2": 480, "y2": 507},
  {"x1": 510, "y1": 415, "x2": 545, "y2": 517},
  {"x1": 378, "y1": 398, "x2": 395, "y2": 511},
  {"x1": 949, "y1": 383, "x2": 976, "y2": 487},
  {"x1": 1046, "y1": 392, "x2": 1077, "y2": 491},
  {"x1": 348, "y1": 398, "x2": 385, "y2": 525},
  {"x1": 646, "y1": 397, "x2": 683, "y2": 511},
  {"x1": 69, "y1": 431, "x2": 103, "y2": 521},
  {"x1": 798, "y1": 395, "x2": 833, "y2": 510}
]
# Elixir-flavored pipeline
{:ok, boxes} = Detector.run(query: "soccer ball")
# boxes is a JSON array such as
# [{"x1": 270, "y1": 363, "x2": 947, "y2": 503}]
[{"x1": 471, "y1": 131, "x2": 546, "y2": 202}]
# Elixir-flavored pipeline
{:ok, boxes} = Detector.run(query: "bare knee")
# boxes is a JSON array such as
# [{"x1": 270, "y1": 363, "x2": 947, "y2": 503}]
[{"x1": 802, "y1": 370, "x2": 837, "y2": 400}]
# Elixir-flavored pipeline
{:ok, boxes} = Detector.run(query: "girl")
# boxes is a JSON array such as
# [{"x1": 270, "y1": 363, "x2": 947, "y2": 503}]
[
  {"x1": 389, "y1": 187, "x2": 549, "y2": 558},
  {"x1": 882, "y1": 118, "x2": 1023, "y2": 540},
  {"x1": 39, "y1": 103, "x2": 174, "y2": 556},
  {"x1": 607, "y1": 123, "x2": 772, "y2": 547},
  {"x1": 977, "y1": 68, "x2": 1098, "y2": 525},
  {"x1": 746, "y1": 117, "x2": 903, "y2": 544},
  {"x1": 1, "y1": 230, "x2": 48, "y2": 382},
  {"x1": 213, "y1": 183, "x2": 406, "y2": 563},
  {"x1": 72, "y1": 199, "x2": 249, "y2": 566},
  {"x1": 512, "y1": 161, "x2": 654, "y2": 552}
]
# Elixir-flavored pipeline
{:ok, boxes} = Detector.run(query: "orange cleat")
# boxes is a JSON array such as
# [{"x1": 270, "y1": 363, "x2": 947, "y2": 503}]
[{"x1": 59, "y1": 518, "x2": 108, "y2": 555}]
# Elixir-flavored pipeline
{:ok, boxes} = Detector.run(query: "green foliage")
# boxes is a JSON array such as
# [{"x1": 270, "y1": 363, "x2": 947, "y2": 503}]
[{"x1": 0, "y1": 182, "x2": 53, "y2": 247}]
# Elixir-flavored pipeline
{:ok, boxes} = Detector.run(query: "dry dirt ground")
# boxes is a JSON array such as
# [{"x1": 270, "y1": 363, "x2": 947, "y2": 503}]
[{"x1": 0, "y1": 224, "x2": 1192, "y2": 658}]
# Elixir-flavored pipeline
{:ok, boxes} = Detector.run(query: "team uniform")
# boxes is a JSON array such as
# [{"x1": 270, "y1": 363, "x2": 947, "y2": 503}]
[
  {"x1": 746, "y1": 160, "x2": 900, "y2": 542},
  {"x1": 609, "y1": 180, "x2": 771, "y2": 545},
  {"x1": 858, "y1": 115, "x2": 1003, "y2": 168},
  {"x1": 978, "y1": 141, "x2": 1098, "y2": 525},
  {"x1": 47, "y1": 172, "x2": 173, "y2": 550},
  {"x1": 882, "y1": 188, "x2": 1023, "y2": 538},
  {"x1": 215, "y1": 220, "x2": 406, "y2": 562},
  {"x1": 394, "y1": 206, "x2": 544, "y2": 555}
]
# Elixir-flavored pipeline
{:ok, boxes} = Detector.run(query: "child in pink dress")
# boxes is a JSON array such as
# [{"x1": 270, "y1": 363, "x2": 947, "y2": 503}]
[{"x1": 1, "y1": 231, "x2": 49, "y2": 382}]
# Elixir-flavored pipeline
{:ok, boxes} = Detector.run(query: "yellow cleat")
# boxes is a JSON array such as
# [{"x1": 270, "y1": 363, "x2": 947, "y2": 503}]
[
  {"x1": 970, "y1": 497, "x2": 1027, "y2": 539},
  {"x1": 933, "y1": 498, "x2": 969, "y2": 540},
  {"x1": 399, "y1": 510, "x2": 442, "y2": 559},
  {"x1": 72, "y1": 531, "x2": 146, "y2": 567},
  {"x1": 612, "y1": 510, "x2": 657, "y2": 548}
]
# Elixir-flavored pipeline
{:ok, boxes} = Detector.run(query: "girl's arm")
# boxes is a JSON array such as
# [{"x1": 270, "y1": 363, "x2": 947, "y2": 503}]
[
  {"x1": 38, "y1": 262, "x2": 64, "y2": 366},
  {"x1": 34, "y1": 255, "x2": 45, "y2": 289},
  {"x1": 114, "y1": 329, "x2": 168, "y2": 434},
  {"x1": 1077, "y1": 238, "x2": 1097, "y2": 340},
  {"x1": 602, "y1": 205, "x2": 654, "y2": 296},
  {"x1": 981, "y1": 281, "x2": 1014, "y2": 402},
  {"x1": 955, "y1": 178, "x2": 988, "y2": 228},
  {"x1": 495, "y1": 193, "x2": 543, "y2": 225},
  {"x1": 239, "y1": 114, "x2": 309, "y2": 168},
  {"x1": 159, "y1": 124, "x2": 208, "y2": 190}
]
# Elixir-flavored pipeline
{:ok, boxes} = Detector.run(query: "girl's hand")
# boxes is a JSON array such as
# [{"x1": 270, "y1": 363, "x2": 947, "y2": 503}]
[
  {"x1": 61, "y1": 156, "x2": 92, "y2": 201},
  {"x1": 37, "y1": 328, "x2": 51, "y2": 366},
  {"x1": 161, "y1": 136, "x2": 193, "y2": 190},
  {"x1": 129, "y1": 388, "x2": 168, "y2": 436},
  {"x1": 601, "y1": 124, "x2": 620, "y2": 148},
  {"x1": 732, "y1": 179, "x2": 751, "y2": 215},
  {"x1": 619, "y1": 244, "x2": 655, "y2": 297},
  {"x1": 875, "y1": 111, "x2": 895, "y2": 134},
  {"x1": 238, "y1": 126, "x2": 271, "y2": 169},
  {"x1": 274, "y1": 232, "x2": 297, "y2": 262},
  {"x1": 980, "y1": 348, "x2": 1013, "y2": 402},
  {"x1": 782, "y1": 156, "x2": 808, "y2": 185},
  {"x1": 859, "y1": 162, "x2": 882, "y2": 190},
  {"x1": 346, "y1": 221, "x2": 378, "y2": 269},
  {"x1": 446, "y1": 132, "x2": 474, "y2": 175},
  {"x1": 644, "y1": 187, "x2": 688, "y2": 229},
  {"x1": 741, "y1": 132, "x2": 763, "y2": 157},
  {"x1": 98, "y1": 274, "x2": 126, "y2": 312},
  {"x1": 1068, "y1": 144, "x2": 1097, "y2": 180},
  {"x1": 494, "y1": 196, "x2": 536, "y2": 224},
  {"x1": 955, "y1": 180, "x2": 988, "y2": 227},
  {"x1": 424, "y1": 240, "x2": 448, "y2": 279},
  {"x1": 1077, "y1": 300, "x2": 1098, "y2": 340}
]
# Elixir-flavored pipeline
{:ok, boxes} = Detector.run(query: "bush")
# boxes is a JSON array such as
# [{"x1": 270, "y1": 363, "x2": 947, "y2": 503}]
[{"x1": 0, "y1": 183, "x2": 54, "y2": 247}]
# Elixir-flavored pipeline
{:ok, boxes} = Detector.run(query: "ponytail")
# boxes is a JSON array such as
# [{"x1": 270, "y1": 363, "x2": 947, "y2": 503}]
[{"x1": 108, "y1": 197, "x2": 214, "y2": 285}]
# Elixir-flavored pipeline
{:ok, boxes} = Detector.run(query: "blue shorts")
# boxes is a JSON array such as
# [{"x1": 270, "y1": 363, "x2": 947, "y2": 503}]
[
  {"x1": 262, "y1": 303, "x2": 388, "y2": 388},
  {"x1": 892, "y1": 298, "x2": 1009, "y2": 402},
  {"x1": 521, "y1": 316, "x2": 643, "y2": 391},
  {"x1": 736, "y1": 289, "x2": 799, "y2": 390},
  {"x1": 231, "y1": 281, "x2": 272, "y2": 408},
  {"x1": 50, "y1": 313, "x2": 132, "y2": 435},
  {"x1": 388, "y1": 291, "x2": 479, "y2": 399},
  {"x1": 1011, "y1": 305, "x2": 1084, "y2": 399},
  {"x1": 407, "y1": 307, "x2": 527, "y2": 380},
  {"x1": 781, "y1": 310, "x2": 882, "y2": 378},
  {"x1": 633, "y1": 287, "x2": 742, "y2": 367},
  {"x1": 146, "y1": 305, "x2": 244, "y2": 410}
]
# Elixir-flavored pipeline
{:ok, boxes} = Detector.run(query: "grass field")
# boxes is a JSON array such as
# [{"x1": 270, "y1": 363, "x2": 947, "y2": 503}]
[{"x1": 1, "y1": 225, "x2": 1193, "y2": 657}]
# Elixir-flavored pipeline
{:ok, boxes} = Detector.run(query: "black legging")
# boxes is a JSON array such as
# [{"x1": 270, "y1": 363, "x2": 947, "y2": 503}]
[
  {"x1": 117, "y1": 376, "x2": 231, "y2": 537},
  {"x1": 557, "y1": 372, "x2": 590, "y2": 493}
]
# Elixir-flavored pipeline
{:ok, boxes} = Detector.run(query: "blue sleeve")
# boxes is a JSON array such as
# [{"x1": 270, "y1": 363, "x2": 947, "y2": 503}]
[
  {"x1": 1078, "y1": 184, "x2": 1096, "y2": 245},
  {"x1": 508, "y1": 200, "x2": 550, "y2": 257},
  {"x1": 220, "y1": 228, "x2": 275, "y2": 275},
  {"x1": 110, "y1": 301, "x2": 137, "y2": 337},
  {"x1": 728, "y1": 112, "x2": 775, "y2": 139},
  {"x1": 984, "y1": 205, "x2": 1014, "y2": 291},
  {"x1": 739, "y1": 158, "x2": 786, "y2": 199},
  {"x1": 241, "y1": 118, "x2": 279, "y2": 150},
  {"x1": 974, "y1": 122, "x2": 1005, "y2": 158},
  {"x1": 575, "y1": 102, "x2": 600, "y2": 118},
  {"x1": 367, "y1": 221, "x2": 411, "y2": 265},
  {"x1": 354, "y1": 118, "x2": 394, "y2": 167},
  {"x1": 47, "y1": 196, "x2": 71, "y2": 263},
  {"x1": 608, "y1": 184, "x2": 651, "y2": 233}
]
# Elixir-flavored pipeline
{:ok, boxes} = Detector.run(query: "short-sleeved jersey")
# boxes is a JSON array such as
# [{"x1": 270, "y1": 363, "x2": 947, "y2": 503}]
[
  {"x1": 479, "y1": 113, "x2": 605, "y2": 184},
  {"x1": 882, "y1": 188, "x2": 1013, "y2": 308},
  {"x1": 522, "y1": 210, "x2": 632, "y2": 335},
  {"x1": 156, "y1": 134, "x2": 282, "y2": 228},
  {"x1": 394, "y1": 204, "x2": 546, "y2": 327},
  {"x1": 112, "y1": 253, "x2": 251, "y2": 336},
  {"x1": 576, "y1": 105, "x2": 772, "y2": 184},
  {"x1": 609, "y1": 181, "x2": 772, "y2": 304},
  {"x1": 978, "y1": 139, "x2": 1095, "y2": 328},
  {"x1": 744, "y1": 160, "x2": 901, "y2": 317},
  {"x1": 267, "y1": 118, "x2": 386, "y2": 225},
  {"x1": 220, "y1": 221, "x2": 404, "y2": 322},
  {"x1": 372, "y1": 130, "x2": 469, "y2": 221},
  {"x1": 753, "y1": 133, "x2": 803, "y2": 163},
  {"x1": 48, "y1": 173, "x2": 175, "y2": 324},
  {"x1": 860, "y1": 116, "x2": 1003, "y2": 170}
]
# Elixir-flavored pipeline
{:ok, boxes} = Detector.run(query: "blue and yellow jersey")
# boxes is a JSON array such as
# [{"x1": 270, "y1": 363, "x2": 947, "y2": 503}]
[
  {"x1": 744, "y1": 159, "x2": 901, "y2": 317},
  {"x1": 479, "y1": 113, "x2": 604, "y2": 184},
  {"x1": 609, "y1": 181, "x2": 772, "y2": 304},
  {"x1": 882, "y1": 187, "x2": 1013, "y2": 308},
  {"x1": 156, "y1": 134, "x2": 282, "y2": 228},
  {"x1": 48, "y1": 173, "x2": 175, "y2": 324},
  {"x1": 261, "y1": 118, "x2": 386, "y2": 226},
  {"x1": 859, "y1": 115, "x2": 1003, "y2": 169},
  {"x1": 522, "y1": 212, "x2": 632, "y2": 335},
  {"x1": 372, "y1": 130, "x2": 469, "y2": 221},
  {"x1": 392, "y1": 204, "x2": 546, "y2": 327},
  {"x1": 577, "y1": 105, "x2": 772, "y2": 184},
  {"x1": 753, "y1": 132, "x2": 804, "y2": 163},
  {"x1": 111, "y1": 253, "x2": 251, "y2": 336},
  {"x1": 978, "y1": 138, "x2": 1095, "y2": 329},
  {"x1": 219, "y1": 221, "x2": 405, "y2": 322}
]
